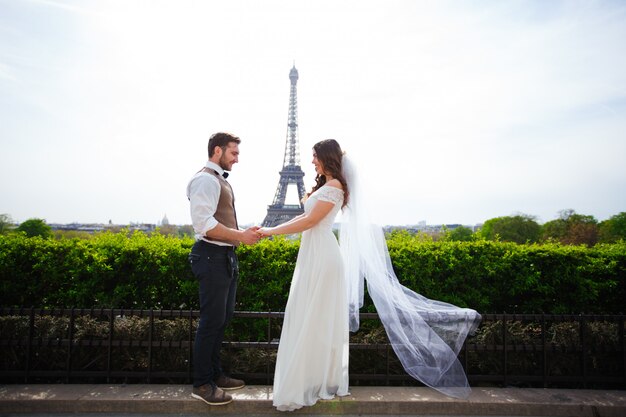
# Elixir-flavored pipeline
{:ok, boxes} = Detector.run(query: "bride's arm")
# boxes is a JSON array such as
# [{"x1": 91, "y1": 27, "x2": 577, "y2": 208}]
[
  {"x1": 274, "y1": 213, "x2": 305, "y2": 227},
  {"x1": 259, "y1": 200, "x2": 335, "y2": 236}
]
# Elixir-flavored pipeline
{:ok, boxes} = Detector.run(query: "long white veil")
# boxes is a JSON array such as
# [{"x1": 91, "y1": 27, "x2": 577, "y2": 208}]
[{"x1": 339, "y1": 154, "x2": 481, "y2": 399}]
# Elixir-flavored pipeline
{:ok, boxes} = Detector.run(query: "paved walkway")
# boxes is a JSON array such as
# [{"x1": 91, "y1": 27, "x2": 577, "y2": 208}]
[{"x1": 1, "y1": 384, "x2": 625, "y2": 416}]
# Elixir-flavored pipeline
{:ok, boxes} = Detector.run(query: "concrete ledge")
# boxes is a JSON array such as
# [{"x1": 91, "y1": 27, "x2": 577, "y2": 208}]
[{"x1": 1, "y1": 384, "x2": 625, "y2": 416}]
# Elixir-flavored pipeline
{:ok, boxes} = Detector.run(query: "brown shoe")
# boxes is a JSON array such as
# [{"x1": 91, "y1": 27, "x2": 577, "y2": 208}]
[
  {"x1": 191, "y1": 384, "x2": 233, "y2": 406},
  {"x1": 214, "y1": 374, "x2": 245, "y2": 390}
]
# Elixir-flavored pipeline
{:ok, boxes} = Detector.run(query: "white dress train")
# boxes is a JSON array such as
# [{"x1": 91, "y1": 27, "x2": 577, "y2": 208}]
[{"x1": 272, "y1": 185, "x2": 349, "y2": 411}]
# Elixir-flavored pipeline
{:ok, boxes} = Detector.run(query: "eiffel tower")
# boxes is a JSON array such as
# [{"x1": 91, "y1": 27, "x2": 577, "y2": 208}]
[{"x1": 262, "y1": 65, "x2": 307, "y2": 227}]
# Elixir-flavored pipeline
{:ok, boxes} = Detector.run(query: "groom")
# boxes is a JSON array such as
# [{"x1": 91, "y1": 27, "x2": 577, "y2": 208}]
[{"x1": 186, "y1": 132, "x2": 260, "y2": 406}]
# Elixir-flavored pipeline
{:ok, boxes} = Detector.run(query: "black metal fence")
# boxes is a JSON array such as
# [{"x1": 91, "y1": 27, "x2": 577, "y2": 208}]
[{"x1": 1, "y1": 308, "x2": 624, "y2": 389}]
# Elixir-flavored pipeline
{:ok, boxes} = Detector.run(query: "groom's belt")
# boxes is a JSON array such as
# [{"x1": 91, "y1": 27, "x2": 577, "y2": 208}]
[{"x1": 195, "y1": 240, "x2": 235, "y2": 252}]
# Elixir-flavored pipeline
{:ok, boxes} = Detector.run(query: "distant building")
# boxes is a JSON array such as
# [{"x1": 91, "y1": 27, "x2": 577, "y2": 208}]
[
  {"x1": 49, "y1": 223, "x2": 106, "y2": 232},
  {"x1": 49, "y1": 222, "x2": 157, "y2": 233}
]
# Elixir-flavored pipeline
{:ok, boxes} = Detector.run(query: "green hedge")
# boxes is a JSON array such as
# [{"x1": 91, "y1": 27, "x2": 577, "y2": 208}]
[
  {"x1": 386, "y1": 233, "x2": 626, "y2": 314},
  {"x1": 1, "y1": 232, "x2": 624, "y2": 313}
]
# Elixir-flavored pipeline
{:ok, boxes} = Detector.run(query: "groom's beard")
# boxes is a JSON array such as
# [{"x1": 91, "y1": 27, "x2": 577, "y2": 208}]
[{"x1": 219, "y1": 155, "x2": 233, "y2": 172}]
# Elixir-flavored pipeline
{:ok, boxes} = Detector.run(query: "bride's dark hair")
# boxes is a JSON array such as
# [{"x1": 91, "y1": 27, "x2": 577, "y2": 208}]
[{"x1": 309, "y1": 139, "x2": 349, "y2": 208}]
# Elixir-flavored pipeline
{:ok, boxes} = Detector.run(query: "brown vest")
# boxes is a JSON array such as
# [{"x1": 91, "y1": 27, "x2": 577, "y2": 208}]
[{"x1": 206, "y1": 169, "x2": 239, "y2": 245}]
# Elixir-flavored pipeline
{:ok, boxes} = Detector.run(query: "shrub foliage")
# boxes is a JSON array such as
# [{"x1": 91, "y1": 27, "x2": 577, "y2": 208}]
[{"x1": 1, "y1": 231, "x2": 625, "y2": 314}]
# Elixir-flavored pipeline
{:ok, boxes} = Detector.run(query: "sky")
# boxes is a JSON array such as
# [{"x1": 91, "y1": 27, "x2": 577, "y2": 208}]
[{"x1": 1, "y1": 0, "x2": 625, "y2": 227}]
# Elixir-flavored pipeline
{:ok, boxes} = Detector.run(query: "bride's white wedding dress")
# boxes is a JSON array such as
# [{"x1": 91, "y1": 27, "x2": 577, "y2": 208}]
[{"x1": 272, "y1": 185, "x2": 349, "y2": 411}]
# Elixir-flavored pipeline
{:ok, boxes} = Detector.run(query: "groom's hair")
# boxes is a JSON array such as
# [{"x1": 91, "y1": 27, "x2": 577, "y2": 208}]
[{"x1": 208, "y1": 132, "x2": 241, "y2": 157}]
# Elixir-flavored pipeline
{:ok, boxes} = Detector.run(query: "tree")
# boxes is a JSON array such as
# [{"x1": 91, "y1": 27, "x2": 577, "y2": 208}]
[
  {"x1": 16, "y1": 218, "x2": 53, "y2": 238},
  {"x1": 155, "y1": 225, "x2": 177, "y2": 237},
  {"x1": 479, "y1": 217, "x2": 502, "y2": 241},
  {"x1": 564, "y1": 221, "x2": 598, "y2": 246},
  {"x1": 599, "y1": 212, "x2": 626, "y2": 243},
  {"x1": 0, "y1": 213, "x2": 14, "y2": 234},
  {"x1": 540, "y1": 219, "x2": 567, "y2": 242},
  {"x1": 541, "y1": 209, "x2": 598, "y2": 246},
  {"x1": 480, "y1": 214, "x2": 540, "y2": 244},
  {"x1": 177, "y1": 225, "x2": 195, "y2": 239},
  {"x1": 53, "y1": 229, "x2": 93, "y2": 240},
  {"x1": 448, "y1": 225, "x2": 474, "y2": 241}
]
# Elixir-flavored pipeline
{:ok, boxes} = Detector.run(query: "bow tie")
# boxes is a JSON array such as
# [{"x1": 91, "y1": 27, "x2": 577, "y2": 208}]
[{"x1": 212, "y1": 169, "x2": 229, "y2": 179}]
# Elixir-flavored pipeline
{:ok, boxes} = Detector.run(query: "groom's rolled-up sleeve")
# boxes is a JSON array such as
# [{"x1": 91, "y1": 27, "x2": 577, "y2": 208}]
[{"x1": 188, "y1": 175, "x2": 220, "y2": 237}]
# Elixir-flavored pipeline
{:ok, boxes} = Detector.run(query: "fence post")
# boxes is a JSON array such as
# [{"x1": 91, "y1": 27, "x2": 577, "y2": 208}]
[
  {"x1": 267, "y1": 313, "x2": 272, "y2": 386},
  {"x1": 541, "y1": 313, "x2": 547, "y2": 388},
  {"x1": 502, "y1": 313, "x2": 508, "y2": 387},
  {"x1": 106, "y1": 309, "x2": 114, "y2": 383},
  {"x1": 580, "y1": 315, "x2": 587, "y2": 388},
  {"x1": 386, "y1": 344, "x2": 390, "y2": 386},
  {"x1": 148, "y1": 309, "x2": 154, "y2": 383},
  {"x1": 188, "y1": 308, "x2": 194, "y2": 383},
  {"x1": 618, "y1": 314, "x2": 626, "y2": 387},
  {"x1": 462, "y1": 339, "x2": 468, "y2": 376},
  {"x1": 66, "y1": 308, "x2": 75, "y2": 383},
  {"x1": 25, "y1": 307, "x2": 35, "y2": 383}
]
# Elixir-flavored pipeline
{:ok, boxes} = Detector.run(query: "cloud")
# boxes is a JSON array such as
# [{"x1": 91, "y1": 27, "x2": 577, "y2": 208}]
[
  {"x1": 25, "y1": 0, "x2": 96, "y2": 16},
  {"x1": 0, "y1": 62, "x2": 16, "y2": 81}
]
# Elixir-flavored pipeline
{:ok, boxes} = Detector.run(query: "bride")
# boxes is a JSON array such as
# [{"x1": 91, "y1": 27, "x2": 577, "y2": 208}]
[
  {"x1": 258, "y1": 139, "x2": 481, "y2": 411},
  {"x1": 258, "y1": 139, "x2": 349, "y2": 411}
]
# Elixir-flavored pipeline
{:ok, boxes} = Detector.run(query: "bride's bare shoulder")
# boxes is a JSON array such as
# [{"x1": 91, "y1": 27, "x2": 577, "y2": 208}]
[{"x1": 325, "y1": 179, "x2": 343, "y2": 191}]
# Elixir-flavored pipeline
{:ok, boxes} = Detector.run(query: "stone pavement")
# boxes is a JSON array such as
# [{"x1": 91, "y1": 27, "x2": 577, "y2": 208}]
[{"x1": 1, "y1": 384, "x2": 625, "y2": 416}]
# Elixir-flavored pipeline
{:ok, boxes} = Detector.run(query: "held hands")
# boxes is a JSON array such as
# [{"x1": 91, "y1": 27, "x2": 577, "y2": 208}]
[
  {"x1": 239, "y1": 226, "x2": 275, "y2": 244},
  {"x1": 256, "y1": 227, "x2": 274, "y2": 238},
  {"x1": 240, "y1": 226, "x2": 261, "y2": 245}
]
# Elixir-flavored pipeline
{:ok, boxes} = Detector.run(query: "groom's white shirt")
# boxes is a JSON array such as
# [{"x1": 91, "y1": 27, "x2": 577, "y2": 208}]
[{"x1": 186, "y1": 161, "x2": 232, "y2": 246}]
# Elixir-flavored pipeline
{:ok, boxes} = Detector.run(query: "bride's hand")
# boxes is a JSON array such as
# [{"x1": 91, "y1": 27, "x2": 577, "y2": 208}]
[{"x1": 257, "y1": 227, "x2": 273, "y2": 238}]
